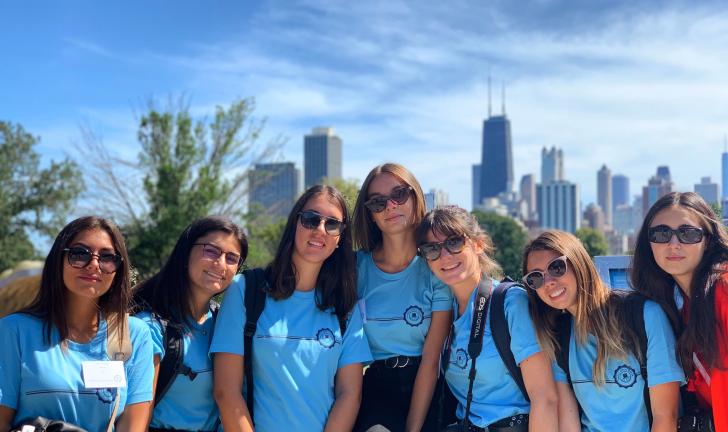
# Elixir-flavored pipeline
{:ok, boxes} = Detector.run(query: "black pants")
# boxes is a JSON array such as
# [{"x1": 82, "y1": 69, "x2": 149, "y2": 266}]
[{"x1": 354, "y1": 363, "x2": 457, "y2": 432}]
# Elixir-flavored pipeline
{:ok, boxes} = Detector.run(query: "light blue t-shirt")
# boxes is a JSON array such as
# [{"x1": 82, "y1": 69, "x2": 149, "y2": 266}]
[
  {"x1": 136, "y1": 310, "x2": 218, "y2": 431},
  {"x1": 0, "y1": 313, "x2": 154, "y2": 430},
  {"x1": 444, "y1": 283, "x2": 540, "y2": 427},
  {"x1": 552, "y1": 300, "x2": 685, "y2": 432},
  {"x1": 356, "y1": 250, "x2": 453, "y2": 360},
  {"x1": 209, "y1": 273, "x2": 373, "y2": 432}
]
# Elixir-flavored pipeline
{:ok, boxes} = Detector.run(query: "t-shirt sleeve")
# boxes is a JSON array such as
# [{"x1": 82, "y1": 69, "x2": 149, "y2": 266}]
[
  {"x1": 430, "y1": 273, "x2": 453, "y2": 312},
  {"x1": 209, "y1": 273, "x2": 246, "y2": 356},
  {"x1": 551, "y1": 360, "x2": 568, "y2": 383},
  {"x1": 338, "y1": 303, "x2": 373, "y2": 368},
  {"x1": 125, "y1": 317, "x2": 155, "y2": 405},
  {"x1": 503, "y1": 287, "x2": 541, "y2": 365},
  {"x1": 710, "y1": 280, "x2": 728, "y2": 431},
  {"x1": 643, "y1": 300, "x2": 685, "y2": 387},
  {"x1": 0, "y1": 315, "x2": 21, "y2": 409},
  {"x1": 135, "y1": 311, "x2": 164, "y2": 357}
]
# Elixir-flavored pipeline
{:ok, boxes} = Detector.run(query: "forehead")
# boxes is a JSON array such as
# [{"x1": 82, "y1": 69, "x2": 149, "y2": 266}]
[
  {"x1": 525, "y1": 249, "x2": 561, "y2": 271},
  {"x1": 650, "y1": 206, "x2": 703, "y2": 229},
  {"x1": 303, "y1": 193, "x2": 343, "y2": 219},
  {"x1": 195, "y1": 230, "x2": 241, "y2": 252},
  {"x1": 70, "y1": 228, "x2": 115, "y2": 250},
  {"x1": 367, "y1": 173, "x2": 405, "y2": 196}
]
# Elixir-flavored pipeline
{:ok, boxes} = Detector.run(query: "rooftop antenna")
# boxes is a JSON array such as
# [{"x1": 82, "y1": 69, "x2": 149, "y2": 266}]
[
  {"x1": 487, "y1": 71, "x2": 492, "y2": 118},
  {"x1": 501, "y1": 81, "x2": 506, "y2": 115}
]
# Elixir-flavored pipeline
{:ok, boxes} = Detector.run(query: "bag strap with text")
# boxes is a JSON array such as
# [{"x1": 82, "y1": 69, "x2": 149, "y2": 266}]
[{"x1": 462, "y1": 276, "x2": 492, "y2": 431}]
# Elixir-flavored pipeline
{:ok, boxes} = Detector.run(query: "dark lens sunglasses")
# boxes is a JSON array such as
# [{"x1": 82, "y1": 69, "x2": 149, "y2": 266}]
[
  {"x1": 194, "y1": 243, "x2": 243, "y2": 266},
  {"x1": 63, "y1": 246, "x2": 122, "y2": 274},
  {"x1": 298, "y1": 210, "x2": 345, "y2": 236},
  {"x1": 522, "y1": 255, "x2": 568, "y2": 290},
  {"x1": 418, "y1": 235, "x2": 466, "y2": 261},
  {"x1": 364, "y1": 186, "x2": 413, "y2": 213},
  {"x1": 648, "y1": 224, "x2": 704, "y2": 244}
]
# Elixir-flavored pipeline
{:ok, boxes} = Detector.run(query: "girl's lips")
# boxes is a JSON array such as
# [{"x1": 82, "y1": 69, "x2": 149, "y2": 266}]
[
  {"x1": 79, "y1": 275, "x2": 101, "y2": 282},
  {"x1": 666, "y1": 256, "x2": 685, "y2": 261}
]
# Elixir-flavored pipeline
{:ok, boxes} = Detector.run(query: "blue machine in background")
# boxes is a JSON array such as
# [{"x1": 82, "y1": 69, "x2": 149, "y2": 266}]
[{"x1": 594, "y1": 255, "x2": 632, "y2": 290}]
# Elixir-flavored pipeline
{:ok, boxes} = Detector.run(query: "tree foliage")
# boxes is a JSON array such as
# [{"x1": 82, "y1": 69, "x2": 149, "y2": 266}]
[
  {"x1": 78, "y1": 98, "x2": 280, "y2": 277},
  {"x1": 0, "y1": 121, "x2": 83, "y2": 272},
  {"x1": 472, "y1": 210, "x2": 528, "y2": 279},
  {"x1": 323, "y1": 177, "x2": 361, "y2": 218},
  {"x1": 575, "y1": 227, "x2": 609, "y2": 258}
]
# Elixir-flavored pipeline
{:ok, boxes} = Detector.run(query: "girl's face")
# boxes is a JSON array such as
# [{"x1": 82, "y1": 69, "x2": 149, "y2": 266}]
[
  {"x1": 62, "y1": 228, "x2": 117, "y2": 303},
  {"x1": 649, "y1": 206, "x2": 707, "y2": 284},
  {"x1": 366, "y1": 173, "x2": 415, "y2": 236},
  {"x1": 422, "y1": 230, "x2": 482, "y2": 289},
  {"x1": 292, "y1": 193, "x2": 344, "y2": 268},
  {"x1": 525, "y1": 249, "x2": 579, "y2": 313},
  {"x1": 188, "y1": 230, "x2": 241, "y2": 300}
]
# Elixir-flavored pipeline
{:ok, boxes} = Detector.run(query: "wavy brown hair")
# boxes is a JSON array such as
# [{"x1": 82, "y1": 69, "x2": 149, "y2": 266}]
[
  {"x1": 523, "y1": 230, "x2": 635, "y2": 385},
  {"x1": 631, "y1": 192, "x2": 728, "y2": 373},
  {"x1": 352, "y1": 163, "x2": 426, "y2": 251}
]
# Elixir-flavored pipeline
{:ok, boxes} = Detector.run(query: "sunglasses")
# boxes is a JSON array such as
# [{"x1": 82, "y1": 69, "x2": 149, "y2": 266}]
[
  {"x1": 298, "y1": 210, "x2": 345, "y2": 236},
  {"x1": 364, "y1": 186, "x2": 413, "y2": 213},
  {"x1": 63, "y1": 246, "x2": 122, "y2": 274},
  {"x1": 648, "y1": 224, "x2": 704, "y2": 244},
  {"x1": 418, "y1": 235, "x2": 466, "y2": 261},
  {"x1": 194, "y1": 243, "x2": 243, "y2": 267},
  {"x1": 522, "y1": 255, "x2": 568, "y2": 290}
]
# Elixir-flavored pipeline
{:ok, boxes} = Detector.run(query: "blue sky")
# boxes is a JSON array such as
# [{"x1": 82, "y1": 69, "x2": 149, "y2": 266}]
[{"x1": 3, "y1": 0, "x2": 728, "y2": 214}]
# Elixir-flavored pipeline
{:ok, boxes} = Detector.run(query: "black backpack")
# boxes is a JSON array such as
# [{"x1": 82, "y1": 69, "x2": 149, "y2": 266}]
[{"x1": 242, "y1": 268, "x2": 348, "y2": 422}]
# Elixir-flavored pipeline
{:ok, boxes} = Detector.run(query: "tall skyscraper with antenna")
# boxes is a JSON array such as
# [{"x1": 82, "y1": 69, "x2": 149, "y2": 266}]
[{"x1": 477, "y1": 78, "x2": 513, "y2": 204}]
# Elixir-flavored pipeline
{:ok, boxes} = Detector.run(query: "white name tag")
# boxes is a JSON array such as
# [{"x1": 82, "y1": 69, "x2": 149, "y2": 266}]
[
  {"x1": 82, "y1": 361, "x2": 127, "y2": 388},
  {"x1": 358, "y1": 299, "x2": 367, "y2": 323}
]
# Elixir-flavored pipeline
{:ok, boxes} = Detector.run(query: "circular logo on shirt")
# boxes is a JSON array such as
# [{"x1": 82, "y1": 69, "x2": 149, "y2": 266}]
[
  {"x1": 613, "y1": 364, "x2": 638, "y2": 388},
  {"x1": 455, "y1": 348, "x2": 469, "y2": 369},
  {"x1": 403, "y1": 305, "x2": 424, "y2": 327},
  {"x1": 317, "y1": 328, "x2": 336, "y2": 349},
  {"x1": 96, "y1": 388, "x2": 116, "y2": 404}
]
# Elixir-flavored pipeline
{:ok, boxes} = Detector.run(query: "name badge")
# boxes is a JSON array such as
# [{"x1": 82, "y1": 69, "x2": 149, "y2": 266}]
[
  {"x1": 358, "y1": 299, "x2": 367, "y2": 323},
  {"x1": 82, "y1": 361, "x2": 127, "y2": 388}
]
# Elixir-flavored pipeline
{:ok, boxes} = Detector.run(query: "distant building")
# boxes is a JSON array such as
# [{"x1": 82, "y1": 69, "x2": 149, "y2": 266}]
[
  {"x1": 613, "y1": 203, "x2": 635, "y2": 235},
  {"x1": 606, "y1": 231, "x2": 629, "y2": 255},
  {"x1": 722, "y1": 138, "x2": 728, "y2": 199},
  {"x1": 520, "y1": 174, "x2": 536, "y2": 221},
  {"x1": 583, "y1": 203, "x2": 606, "y2": 232},
  {"x1": 472, "y1": 164, "x2": 481, "y2": 209},
  {"x1": 612, "y1": 174, "x2": 630, "y2": 212},
  {"x1": 642, "y1": 166, "x2": 673, "y2": 216},
  {"x1": 304, "y1": 127, "x2": 342, "y2": 188},
  {"x1": 597, "y1": 165, "x2": 612, "y2": 227},
  {"x1": 694, "y1": 176, "x2": 720, "y2": 205},
  {"x1": 424, "y1": 189, "x2": 449, "y2": 211},
  {"x1": 479, "y1": 115, "x2": 514, "y2": 200},
  {"x1": 541, "y1": 147, "x2": 564, "y2": 184},
  {"x1": 249, "y1": 162, "x2": 300, "y2": 219},
  {"x1": 537, "y1": 181, "x2": 581, "y2": 233}
]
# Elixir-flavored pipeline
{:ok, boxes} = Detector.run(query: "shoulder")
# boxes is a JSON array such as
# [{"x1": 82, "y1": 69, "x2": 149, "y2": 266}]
[
  {"x1": 643, "y1": 298, "x2": 667, "y2": 318},
  {"x1": 128, "y1": 315, "x2": 152, "y2": 340},
  {"x1": 356, "y1": 249, "x2": 372, "y2": 268},
  {"x1": 0, "y1": 312, "x2": 42, "y2": 332},
  {"x1": 501, "y1": 282, "x2": 528, "y2": 303}
]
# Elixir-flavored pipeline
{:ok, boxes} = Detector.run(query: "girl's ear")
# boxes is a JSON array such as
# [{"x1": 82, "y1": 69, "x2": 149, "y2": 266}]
[{"x1": 471, "y1": 238, "x2": 485, "y2": 255}]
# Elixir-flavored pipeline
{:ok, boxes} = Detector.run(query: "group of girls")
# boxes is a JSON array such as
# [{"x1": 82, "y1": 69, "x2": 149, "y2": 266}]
[{"x1": 0, "y1": 161, "x2": 726, "y2": 432}]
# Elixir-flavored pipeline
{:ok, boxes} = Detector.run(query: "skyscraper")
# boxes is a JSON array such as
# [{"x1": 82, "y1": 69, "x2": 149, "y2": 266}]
[
  {"x1": 424, "y1": 189, "x2": 449, "y2": 211},
  {"x1": 612, "y1": 174, "x2": 630, "y2": 212},
  {"x1": 520, "y1": 174, "x2": 536, "y2": 221},
  {"x1": 536, "y1": 180, "x2": 581, "y2": 233},
  {"x1": 478, "y1": 81, "x2": 513, "y2": 202},
  {"x1": 695, "y1": 177, "x2": 720, "y2": 205},
  {"x1": 541, "y1": 147, "x2": 564, "y2": 184},
  {"x1": 249, "y1": 162, "x2": 300, "y2": 218},
  {"x1": 304, "y1": 127, "x2": 342, "y2": 188},
  {"x1": 472, "y1": 164, "x2": 481, "y2": 209},
  {"x1": 722, "y1": 136, "x2": 728, "y2": 199},
  {"x1": 597, "y1": 165, "x2": 612, "y2": 227},
  {"x1": 642, "y1": 166, "x2": 673, "y2": 216}
]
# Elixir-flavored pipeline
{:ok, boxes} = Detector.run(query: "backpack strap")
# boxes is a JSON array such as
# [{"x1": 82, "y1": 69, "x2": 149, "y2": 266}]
[
  {"x1": 490, "y1": 278, "x2": 530, "y2": 401},
  {"x1": 243, "y1": 268, "x2": 269, "y2": 423},
  {"x1": 555, "y1": 312, "x2": 573, "y2": 385},
  {"x1": 622, "y1": 293, "x2": 650, "y2": 426},
  {"x1": 105, "y1": 313, "x2": 131, "y2": 432},
  {"x1": 462, "y1": 276, "x2": 492, "y2": 431}
]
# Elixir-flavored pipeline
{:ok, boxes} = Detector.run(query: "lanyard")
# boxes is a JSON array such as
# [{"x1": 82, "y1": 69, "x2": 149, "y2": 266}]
[{"x1": 462, "y1": 276, "x2": 493, "y2": 430}]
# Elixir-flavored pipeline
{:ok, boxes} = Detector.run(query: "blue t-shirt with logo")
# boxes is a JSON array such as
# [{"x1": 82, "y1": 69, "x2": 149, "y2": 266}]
[
  {"x1": 444, "y1": 283, "x2": 540, "y2": 427},
  {"x1": 136, "y1": 310, "x2": 218, "y2": 431},
  {"x1": 209, "y1": 273, "x2": 372, "y2": 432},
  {"x1": 0, "y1": 313, "x2": 154, "y2": 430},
  {"x1": 552, "y1": 300, "x2": 685, "y2": 431},
  {"x1": 356, "y1": 250, "x2": 453, "y2": 360}
]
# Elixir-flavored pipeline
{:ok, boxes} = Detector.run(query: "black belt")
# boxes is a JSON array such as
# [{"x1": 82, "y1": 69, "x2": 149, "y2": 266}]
[
  {"x1": 371, "y1": 355, "x2": 421, "y2": 369},
  {"x1": 446, "y1": 414, "x2": 529, "y2": 432}
]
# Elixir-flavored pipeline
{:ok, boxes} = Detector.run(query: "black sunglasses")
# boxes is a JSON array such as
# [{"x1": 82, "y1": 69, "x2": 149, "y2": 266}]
[
  {"x1": 364, "y1": 186, "x2": 413, "y2": 213},
  {"x1": 63, "y1": 246, "x2": 122, "y2": 274},
  {"x1": 298, "y1": 210, "x2": 345, "y2": 236},
  {"x1": 522, "y1": 255, "x2": 568, "y2": 290},
  {"x1": 193, "y1": 243, "x2": 243, "y2": 267},
  {"x1": 418, "y1": 235, "x2": 466, "y2": 261},
  {"x1": 648, "y1": 224, "x2": 704, "y2": 244}
]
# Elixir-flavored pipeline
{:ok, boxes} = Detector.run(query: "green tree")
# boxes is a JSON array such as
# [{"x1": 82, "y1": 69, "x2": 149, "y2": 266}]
[
  {"x1": 472, "y1": 210, "x2": 528, "y2": 279},
  {"x1": 323, "y1": 177, "x2": 361, "y2": 217},
  {"x1": 575, "y1": 227, "x2": 609, "y2": 258},
  {"x1": 0, "y1": 121, "x2": 83, "y2": 272},
  {"x1": 79, "y1": 98, "x2": 280, "y2": 277}
]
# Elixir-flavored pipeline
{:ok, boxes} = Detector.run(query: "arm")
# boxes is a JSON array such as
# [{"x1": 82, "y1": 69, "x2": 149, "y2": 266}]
[
  {"x1": 520, "y1": 352, "x2": 559, "y2": 432},
  {"x1": 649, "y1": 382, "x2": 679, "y2": 432},
  {"x1": 0, "y1": 406, "x2": 14, "y2": 432},
  {"x1": 324, "y1": 363, "x2": 364, "y2": 432},
  {"x1": 555, "y1": 382, "x2": 581, "y2": 432},
  {"x1": 406, "y1": 310, "x2": 451, "y2": 432},
  {"x1": 115, "y1": 402, "x2": 152, "y2": 432},
  {"x1": 213, "y1": 353, "x2": 254, "y2": 432}
]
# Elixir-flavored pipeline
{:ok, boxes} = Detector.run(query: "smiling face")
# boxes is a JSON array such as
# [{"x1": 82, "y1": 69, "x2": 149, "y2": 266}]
[
  {"x1": 62, "y1": 228, "x2": 117, "y2": 303},
  {"x1": 423, "y1": 229, "x2": 482, "y2": 293},
  {"x1": 649, "y1": 206, "x2": 707, "y2": 289},
  {"x1": 292, "y1": 193, "x2": 344, "y2": 270},
  {"x1": 525, "y1": 249, "x2": 579, "y2": 314},
  {"x1": 188, "y1": 230, "x2": 241, "y2": 300},
  {"x1": 366, "y1": 173, "x2": 414, "y2": 236}
]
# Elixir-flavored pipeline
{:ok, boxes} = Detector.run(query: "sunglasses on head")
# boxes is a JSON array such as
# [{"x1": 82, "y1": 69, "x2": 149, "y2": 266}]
[
  {"x1": 63, "y1": 246, "x2": 122, "y2": 274},
  {"x1": 364, "y1": 185, "x2": 413, "y2": 213},
  {"x1": 418, "y1": 235, "x2": 466, "y2": 261},
  {"x1": 648, "y1": 224, "x2": 704, "y2": 244},
  {"x1": 522, "y1": 255, "x2": 568, "y2": 290},
  {"x1": 194, "y1": 243, "x2": 243, "y2": 267},
  {"x1": 298, "y1": 210, "x2": 345, "y2": 236}
]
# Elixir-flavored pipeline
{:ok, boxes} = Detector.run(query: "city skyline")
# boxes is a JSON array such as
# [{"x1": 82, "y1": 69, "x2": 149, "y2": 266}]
[{"x1": 2, "y1": 1, "x2": 728, "y2": 212}]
